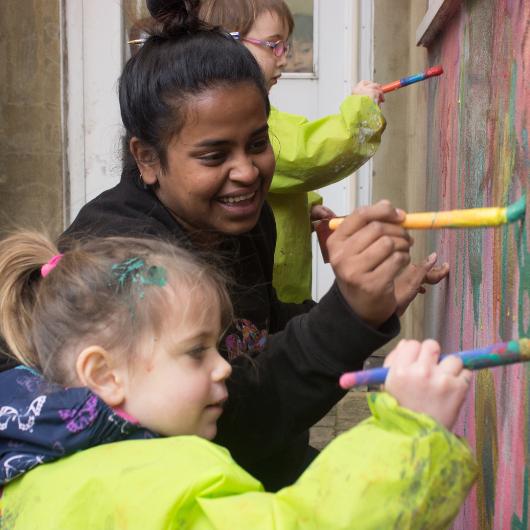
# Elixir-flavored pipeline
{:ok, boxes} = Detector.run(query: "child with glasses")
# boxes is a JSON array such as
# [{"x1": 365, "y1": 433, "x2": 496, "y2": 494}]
[
  {"x1": 196, "y1": 0, "x2": 449, "y2": 304},
  {"x1": 0, "y1": 231, "x2": 475, "y2": 528}
]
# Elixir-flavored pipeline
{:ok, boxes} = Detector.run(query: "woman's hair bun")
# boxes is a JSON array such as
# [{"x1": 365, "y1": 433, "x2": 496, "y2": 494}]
[{"x1": 146, "y1": 0, "x2": 203, "y2": 34}]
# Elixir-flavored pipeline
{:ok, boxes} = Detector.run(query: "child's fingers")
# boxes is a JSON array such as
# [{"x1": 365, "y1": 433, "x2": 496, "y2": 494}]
[
  {"x1": 388, "y1": 340, "x2": 422, "y2": 369},
  {"x1": 459, "y1": 369, "x2": 473, "y2": 385},
  {"x1": 416, "y1": 339, "x2": 441, "y2": 368},
  {"x1": 383, "y1": 339, "x2": 407, "y2": 367},
  {"x1": 437, "y1": 354, "x2": 464, "y2": 376}
]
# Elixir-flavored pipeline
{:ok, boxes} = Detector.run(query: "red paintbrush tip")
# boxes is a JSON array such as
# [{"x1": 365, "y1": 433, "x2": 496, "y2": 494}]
[{"x1": 426, "y1": 65, "x2": 443, "y2": 77}]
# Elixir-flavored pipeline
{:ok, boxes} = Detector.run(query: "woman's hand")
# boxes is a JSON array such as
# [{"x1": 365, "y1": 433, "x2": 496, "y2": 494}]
[
  {"x1": 310, "y1": 204, "x2": 335, "y2": 223},
  {"x1": 394, "y1": 253, "x2": 450, "y2": 316},
  {"x1": 327, "y1": 200, "x2": 411, "y2": 328},
  {"x1": 384, "y1": 339, "x2": 471, "y2": 430}
]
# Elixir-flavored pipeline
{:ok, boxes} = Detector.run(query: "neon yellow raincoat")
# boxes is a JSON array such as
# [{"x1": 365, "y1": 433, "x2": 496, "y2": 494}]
[
  {"x1": 268, "y1": 95, "x2": 385, "y2": 303},
  {"x1": 0, "y1": 393, "x2": 476, "y2": 529}
]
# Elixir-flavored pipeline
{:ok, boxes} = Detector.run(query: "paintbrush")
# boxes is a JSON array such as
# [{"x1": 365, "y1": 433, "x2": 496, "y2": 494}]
[
  {"x1": 381, "y1": 65, "x2": 443, "y2": 93},
  {"x1": 339, "y1": 338, "x2": 530, "y2": 389},
  {"x1": 315, "y1": 195, "x2": 527, "y2": 262}
]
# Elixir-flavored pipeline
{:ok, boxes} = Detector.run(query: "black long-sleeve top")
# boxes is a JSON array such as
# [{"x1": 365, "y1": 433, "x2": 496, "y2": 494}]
[{"x1": 60, "y1": 173, "x2": 400, "y2": 490}]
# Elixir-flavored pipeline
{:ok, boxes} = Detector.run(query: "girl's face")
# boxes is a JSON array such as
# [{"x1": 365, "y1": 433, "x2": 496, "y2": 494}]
[
  {"x1": 244, "y1": 10, "x2": 290, "y2": 91},
  {"x1": 121, "y1": 286, "x2": 232, "y2": 440},
  {"x1": 138, "y1": 83, "x2": 275, "y2": 238}
]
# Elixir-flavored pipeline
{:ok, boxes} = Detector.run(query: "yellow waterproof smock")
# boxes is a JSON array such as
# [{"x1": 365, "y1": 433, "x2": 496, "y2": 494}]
[
  {"x1": 0, "y1": 393, "x2": 476, "y2": 529},
  {"x1": 268, "y1": 95, "x2": 385, "y2": 303}
]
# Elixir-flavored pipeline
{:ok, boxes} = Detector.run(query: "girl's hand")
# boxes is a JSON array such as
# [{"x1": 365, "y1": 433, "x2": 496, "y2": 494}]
[
  {"x1": 384, "y1": 339, "x2": 471, "y2": 430},
  {"x1": 394, "y1": 253, "x2": 450, "y2": 316},
  {"x1": 310, "y1": 204, "x2": 336, "y2": 222},
  {"x1": 327, "y1": 200, "x2": 412, "y2": 328},
  {"x1": 352, "y1": 80, "x2": 385, "y2": 105}
]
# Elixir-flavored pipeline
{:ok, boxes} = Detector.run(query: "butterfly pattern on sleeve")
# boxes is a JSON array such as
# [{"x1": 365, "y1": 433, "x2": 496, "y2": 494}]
[
  {"x1": 58, "y1": 395, "x2": 98, "y2": 433},
  {"x1": 0, "y1": 367, "x2": 156, "y2": 485},
  {"x1": 0, "y1": 396, "x2": 47, "y2": 433}
]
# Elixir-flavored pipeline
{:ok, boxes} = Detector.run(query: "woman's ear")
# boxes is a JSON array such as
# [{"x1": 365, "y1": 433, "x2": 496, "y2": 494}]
[
  {"x1": 75, "y1": 346, "x2": 126, "y2": 407},
  {"x1": 129, "y1": 137, "x2": 161, "y2": 185}
]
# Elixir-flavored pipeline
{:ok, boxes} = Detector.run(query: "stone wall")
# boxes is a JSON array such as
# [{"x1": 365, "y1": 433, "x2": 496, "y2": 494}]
[{"x1": 0, "y1": 0, "x2": 64, "y2": 237}]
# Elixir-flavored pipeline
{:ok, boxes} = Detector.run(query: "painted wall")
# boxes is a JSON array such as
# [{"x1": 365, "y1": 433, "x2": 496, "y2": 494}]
[
  {"x1": 373, "y1": 0, "x2": 431, "y2": 344},
  {"x1": 423, "y1": 1, "x2": 529, "y2": 528}
]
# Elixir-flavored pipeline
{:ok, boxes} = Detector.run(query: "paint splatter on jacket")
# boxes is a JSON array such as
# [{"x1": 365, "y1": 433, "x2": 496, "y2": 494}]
[
  {"x1": 0, "y1": 367, "x2": 477, "y2": 529},
  {"x1": 60, "y1": 172, "x2": 400, "y2": 491},
  {"x1": 268, "y1": 95, "x2": 385, "y2": 302}
]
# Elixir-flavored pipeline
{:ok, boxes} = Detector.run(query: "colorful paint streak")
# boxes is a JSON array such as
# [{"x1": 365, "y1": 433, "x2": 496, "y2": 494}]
[{"x1": 424, "y1": 0, "x2": 529, "y2": 528}]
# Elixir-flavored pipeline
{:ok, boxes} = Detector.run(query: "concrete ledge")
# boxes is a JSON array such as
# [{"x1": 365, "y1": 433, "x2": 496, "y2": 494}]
[{"x1": 416, "y1": 0, "x2": 461, "y2": 47}]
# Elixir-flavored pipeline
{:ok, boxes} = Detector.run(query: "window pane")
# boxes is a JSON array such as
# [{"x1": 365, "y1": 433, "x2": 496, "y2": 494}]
[
  {"x1": 284, "y1": 0, "x2": 314, "y2": 73},
  {"x1": 122, "y1": 0, "x2": 316, "y2": 74}
]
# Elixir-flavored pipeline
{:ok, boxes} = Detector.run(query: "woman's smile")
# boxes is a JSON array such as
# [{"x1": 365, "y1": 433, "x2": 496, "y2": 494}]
[{"x1": 142, "y1": 83, "x2": 275, "y2": 237}]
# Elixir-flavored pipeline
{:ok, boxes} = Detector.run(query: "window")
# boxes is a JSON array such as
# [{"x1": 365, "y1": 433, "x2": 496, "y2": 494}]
[{"x1": 284, "y1": 0, "x2": 316, "y2": 74}]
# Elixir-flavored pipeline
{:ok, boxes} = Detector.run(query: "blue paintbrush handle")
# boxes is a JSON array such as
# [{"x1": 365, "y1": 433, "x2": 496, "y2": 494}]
[{"x1": 339, "y1": 340, "x2": 529, "y2": 389}]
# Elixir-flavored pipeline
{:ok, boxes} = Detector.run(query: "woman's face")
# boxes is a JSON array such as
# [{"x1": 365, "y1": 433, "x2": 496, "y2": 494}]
[{"x1": 137, "y1": 83, "x2": 275, "y2": 237}]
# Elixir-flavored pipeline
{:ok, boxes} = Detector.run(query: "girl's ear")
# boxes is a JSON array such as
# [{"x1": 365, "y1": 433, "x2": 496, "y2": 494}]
[
  {"x1": 129, "y1": 137, "x2": 161, "y2": 185},
  {"x1": 75, "y1": 346, "x2": 126, "y2": 407}
]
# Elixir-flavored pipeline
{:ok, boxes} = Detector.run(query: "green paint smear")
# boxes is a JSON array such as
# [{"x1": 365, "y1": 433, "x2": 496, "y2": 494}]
[
  {"x1": 111, "y1": 257, "x2": 167, "y2": 299},
  {"x1": 461, "y1": 340, "x2": 530, "y2": 370},
  {"x1": 475, "y1": 370, "x2": 498, "y2": 529},
  {"x1": 469, "y1": 230, "x2": 483, "y2": 328},
  {"x1": 511, "y1": 466, "x2": 529, "y2": 529},
  {"x1": 500, "y1": 223, "x2": 510, "y2": 339},
  {"x1": 506, "y1": 195, "x2": 526, "y2": 223},
  {"x1": 516, "y1": 220, "x2": 530, "y2": 339}
]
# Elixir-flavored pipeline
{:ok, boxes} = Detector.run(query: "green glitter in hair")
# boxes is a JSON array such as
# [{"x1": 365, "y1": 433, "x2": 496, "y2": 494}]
[{"x1": 111, "y1": 257, "x2": 167, "y2": 299}]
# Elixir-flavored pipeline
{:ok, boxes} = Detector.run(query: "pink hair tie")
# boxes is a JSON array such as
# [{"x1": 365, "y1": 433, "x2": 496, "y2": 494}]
[{"x1": 41, "y1": 254, "x2": 64, "y2": 278}]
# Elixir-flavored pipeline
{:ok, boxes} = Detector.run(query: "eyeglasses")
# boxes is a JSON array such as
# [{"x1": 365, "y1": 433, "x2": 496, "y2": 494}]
[{"x1": 229, "y1": 32, "x2": 290, "y2": 57}]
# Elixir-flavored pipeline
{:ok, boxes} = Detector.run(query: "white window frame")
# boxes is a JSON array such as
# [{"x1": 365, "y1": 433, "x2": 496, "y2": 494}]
[
  {"x1": 65, "y1": 0, "x2": 124, "y2": 223},
  {"x1": 282, "y1": 0, "x2": 319, "y2": 80},
  {"x1": 352, "y1": 0, "x2": 374, "y2": 207}
]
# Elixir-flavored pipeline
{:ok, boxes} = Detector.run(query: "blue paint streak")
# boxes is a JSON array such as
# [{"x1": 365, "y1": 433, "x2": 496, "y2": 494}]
[{"x1": 399, "y1": 73, "x2": 426, "y2": 87}]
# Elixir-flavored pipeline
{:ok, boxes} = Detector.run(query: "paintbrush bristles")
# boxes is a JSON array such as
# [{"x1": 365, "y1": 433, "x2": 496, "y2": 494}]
[{"x1": 506, "y1": 194, "x2": 527, "y2": 223}]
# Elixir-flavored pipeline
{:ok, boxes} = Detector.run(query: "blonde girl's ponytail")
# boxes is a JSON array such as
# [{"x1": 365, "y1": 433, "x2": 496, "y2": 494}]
[{"x1": 0, "y1": 231, "x2": 58, "y2": 368}]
